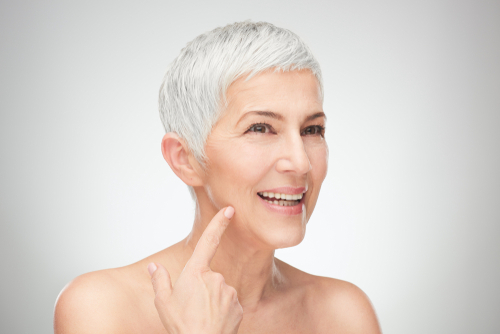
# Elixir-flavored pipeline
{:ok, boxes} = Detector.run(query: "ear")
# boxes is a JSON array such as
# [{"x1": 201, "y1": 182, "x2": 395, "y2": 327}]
[{"x1": 161, "y1": 133, "x2": 204, "y2": 187}]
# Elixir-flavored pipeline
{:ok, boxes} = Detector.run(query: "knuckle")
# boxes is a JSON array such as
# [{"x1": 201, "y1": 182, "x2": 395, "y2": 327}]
[
  {"x1": 154, "y1": 289, "x2": 167, "y2": 306},
  {"x1": 227, "y1": 286, "x2": 237, "y2": 297},
  {"x1": 219, "y1": 218, "x2": 229, "y2": 229},
  {"x1": 212, "y1": 272, "x2": 225, "y2": 285},
  {"x1": 196, "y1": 268, "x2": 210, "y2": 278},
  {"x1": 150, "y1": 276, "x2": 159, "y2": 290},
  {"x1": 151, "y1": 268, "x2": 164, "y2": 282},
  {"x1": 151, "y1": 273, "x2": 164, "y2": 289},
  {"x1": 214, "y1": 272, "x2": 225, "y2": 281},
  {"x1": 205, "y1": 233, "x2": 220, "y2": 247}
]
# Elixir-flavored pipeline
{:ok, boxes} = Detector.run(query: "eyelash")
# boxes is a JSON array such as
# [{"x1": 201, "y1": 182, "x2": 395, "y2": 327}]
[{"x1": 245, "y1": 122, "x2": 326, "y2": 138}]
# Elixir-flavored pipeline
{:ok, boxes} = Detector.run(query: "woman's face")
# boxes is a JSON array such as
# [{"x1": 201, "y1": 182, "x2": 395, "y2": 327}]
[{"x1": 200, "y1": 69, "x2": 328, "y2": 250}]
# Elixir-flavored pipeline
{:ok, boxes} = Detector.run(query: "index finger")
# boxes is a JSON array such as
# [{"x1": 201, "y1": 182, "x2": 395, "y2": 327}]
[{"x1": 187, "y1": 206, "x2": 234, "y2": 270}]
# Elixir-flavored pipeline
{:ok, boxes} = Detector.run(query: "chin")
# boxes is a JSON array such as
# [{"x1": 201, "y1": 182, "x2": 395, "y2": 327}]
[{"x1": 263, "y1": 223, "x2": 307, "y2": 249}]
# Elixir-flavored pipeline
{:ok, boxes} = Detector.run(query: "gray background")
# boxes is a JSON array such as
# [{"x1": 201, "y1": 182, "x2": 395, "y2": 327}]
[{"x1": 1, "y1": 0, "x2": 499, "y2": 333}]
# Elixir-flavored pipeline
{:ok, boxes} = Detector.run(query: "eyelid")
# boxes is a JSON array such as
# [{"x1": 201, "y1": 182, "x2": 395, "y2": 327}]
[
  {"x1": 245, "y1": 122, "x2": 325, "y2": 137},
  {"x1": 245, "y1": 122, "x2": 275, "y2": 133},
  {"x1": 301, "y1": 125, "x2": 326, "y2": 138}
]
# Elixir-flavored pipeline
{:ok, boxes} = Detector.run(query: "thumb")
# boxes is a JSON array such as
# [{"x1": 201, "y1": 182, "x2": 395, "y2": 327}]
[{"x1": 149, "y1": 262, "x2": 173, "y2": 298}]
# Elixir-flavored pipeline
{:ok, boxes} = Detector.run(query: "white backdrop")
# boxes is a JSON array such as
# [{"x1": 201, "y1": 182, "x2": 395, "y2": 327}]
[{"x1": 1, "y1": 0, "x2": 499, "y2": 333}]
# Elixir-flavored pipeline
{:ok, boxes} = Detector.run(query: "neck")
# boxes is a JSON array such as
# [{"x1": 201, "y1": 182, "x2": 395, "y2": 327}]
[{"x1": 180, "y1": 198, "x2": 285, "y2": 310}]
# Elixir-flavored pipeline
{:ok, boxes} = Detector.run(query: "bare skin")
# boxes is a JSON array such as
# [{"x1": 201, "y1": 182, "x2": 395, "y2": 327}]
[{"x1": 54, "y1": 69, "x2": 382, "y2": 334}]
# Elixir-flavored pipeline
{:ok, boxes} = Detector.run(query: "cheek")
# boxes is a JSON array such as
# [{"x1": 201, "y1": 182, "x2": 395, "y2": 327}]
[
  {"x1": 307, "y1": 143, "x2": 328, "y2": 182},
  {"x1": 207, "y1": 141, "x2": 274, "y2": 194}
]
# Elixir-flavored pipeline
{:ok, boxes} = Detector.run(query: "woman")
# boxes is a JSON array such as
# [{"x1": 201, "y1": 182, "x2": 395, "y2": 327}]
[{"x1": 54, "y1": 21, "x2": 381, "y2": 333}]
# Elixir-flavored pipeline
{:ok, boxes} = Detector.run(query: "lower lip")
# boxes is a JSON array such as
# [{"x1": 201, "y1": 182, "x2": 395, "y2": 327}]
[{"x1": 257, "y1": 194, "x2": 304, "y2": 215}]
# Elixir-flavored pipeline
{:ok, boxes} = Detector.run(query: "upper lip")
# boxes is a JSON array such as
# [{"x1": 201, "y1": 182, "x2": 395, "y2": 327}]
[{"x1": 258, "y1": 186, "x2": 307, "y2": 195}]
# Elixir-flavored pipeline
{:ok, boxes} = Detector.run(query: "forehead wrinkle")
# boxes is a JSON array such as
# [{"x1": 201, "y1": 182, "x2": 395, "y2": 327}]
[
  {"x1": 224, "y1": 72, "x2": 324, "y2": 127},
  {"x1": 234, "y1": 93, "x2": 324, "y2": 125}
]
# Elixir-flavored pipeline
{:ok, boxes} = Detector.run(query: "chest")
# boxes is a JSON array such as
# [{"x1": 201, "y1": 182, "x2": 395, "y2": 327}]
[
  {"x1": 236, "y1": 300, "x2": 317, "y2": 334},
  {"x1": 121, "y1": 278, "x2": 324, "y2": 334},
  {"x1": 126, "y1": 310, "x2": 316, "y2": 333},
  {"x1": 124, "y1": 296, "x2": 318, "y2": 334}
]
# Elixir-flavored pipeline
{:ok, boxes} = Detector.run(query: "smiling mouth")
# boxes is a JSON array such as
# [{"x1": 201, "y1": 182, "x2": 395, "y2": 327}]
[{"x1": 257, "y1": 191, "x2": 304, "y2": 206}]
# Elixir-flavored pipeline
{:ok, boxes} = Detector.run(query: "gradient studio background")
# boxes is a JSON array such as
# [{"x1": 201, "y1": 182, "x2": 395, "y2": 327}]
[{"x1": 1, "y1": 0, "x2": 499, "y2": 333}]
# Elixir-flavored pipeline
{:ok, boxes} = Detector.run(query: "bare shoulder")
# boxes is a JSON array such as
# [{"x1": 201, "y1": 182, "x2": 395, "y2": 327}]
[
  {"x1": 275, "y1": 259, "x2": 381, "y2": 333},
  {"x1": 308, "y1": 276, "x2": 382, "y2": 333},
  {"x1": 54, "y1": 267, "x2": 146, "y2": 334}
]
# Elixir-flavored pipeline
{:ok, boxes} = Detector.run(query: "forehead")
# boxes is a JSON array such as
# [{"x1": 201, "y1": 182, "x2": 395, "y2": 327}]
[{"x1": 222, "y1": 69, "x2": 323, "y2": 120}]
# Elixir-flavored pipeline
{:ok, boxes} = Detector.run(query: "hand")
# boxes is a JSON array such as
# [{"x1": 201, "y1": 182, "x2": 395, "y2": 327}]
[{"x1": 148, "y1": 206, "x2": 243, "y2": 334}]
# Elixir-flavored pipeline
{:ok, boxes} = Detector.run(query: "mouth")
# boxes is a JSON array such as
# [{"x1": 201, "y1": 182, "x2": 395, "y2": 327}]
[{"x1": 257, "y1": 191, "x2": 305, "y2": 207}]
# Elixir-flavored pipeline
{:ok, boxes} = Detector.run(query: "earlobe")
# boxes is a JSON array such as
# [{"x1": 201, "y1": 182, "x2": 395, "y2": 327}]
[{"x1": 161, "y1": 133, "x2": 203, "y2": 187}]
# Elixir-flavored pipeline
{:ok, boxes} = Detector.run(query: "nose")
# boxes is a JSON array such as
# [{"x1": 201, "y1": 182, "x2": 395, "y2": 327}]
[{"x1": 275, "y1": 133, "x2": 312, "y2": 175}]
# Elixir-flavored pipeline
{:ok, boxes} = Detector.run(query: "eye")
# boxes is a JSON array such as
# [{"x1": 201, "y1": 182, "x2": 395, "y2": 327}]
[
  {"x1": 302, "y1": 125, "x2": 325, "y2": 137},
  {"x1": 246, "y1": 123, "x2": 274, "y2": 134}
]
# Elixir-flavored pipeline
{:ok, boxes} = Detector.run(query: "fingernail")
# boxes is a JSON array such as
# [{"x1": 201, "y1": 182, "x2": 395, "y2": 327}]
[
  {"x1": 224, "y1": 206, "x2": 234, "y2": 219},
  {"x1": 147, "y1": 262, "x2": 157, "y2": 277}
]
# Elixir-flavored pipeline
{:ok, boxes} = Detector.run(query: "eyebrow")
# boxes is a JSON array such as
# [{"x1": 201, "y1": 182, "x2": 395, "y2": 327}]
[{"x1": 237, "y1": 110, "x2": 327, "y2": 125}]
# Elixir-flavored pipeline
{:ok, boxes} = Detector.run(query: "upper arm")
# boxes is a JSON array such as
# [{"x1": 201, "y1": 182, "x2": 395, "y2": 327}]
[
  {"x1": 54, "y1": 271, "x2": 129, "y2": 334},
  {"x1": 314, "y1": 278, "x2": 382, "y2": 334}
]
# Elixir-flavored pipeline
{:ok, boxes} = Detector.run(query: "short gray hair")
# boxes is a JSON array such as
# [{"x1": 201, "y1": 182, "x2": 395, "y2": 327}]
[{"x1": 159, "y1": 21, "x2": 323, "y2": 201}]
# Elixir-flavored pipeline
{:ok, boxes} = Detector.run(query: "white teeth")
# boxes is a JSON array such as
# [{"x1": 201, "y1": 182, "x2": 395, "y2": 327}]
[
  {"x1": 263, "y1": 199, "x2": 300, "y2": 206},
  {"x1": 259, "y1": 193, "x2": 303, "y2": 199}
]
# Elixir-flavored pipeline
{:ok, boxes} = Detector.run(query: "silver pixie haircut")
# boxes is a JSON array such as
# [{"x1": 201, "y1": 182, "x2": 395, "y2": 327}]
[{"x1": 159, "y1": 21, "x2": 323, "y2": 201}]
